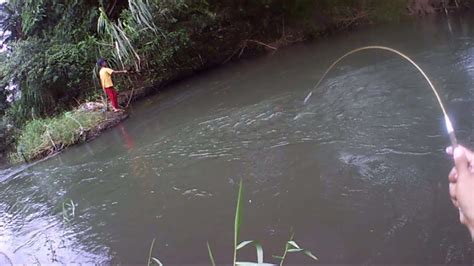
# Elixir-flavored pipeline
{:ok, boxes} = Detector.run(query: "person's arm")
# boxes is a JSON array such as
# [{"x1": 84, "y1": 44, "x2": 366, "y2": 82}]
[{"x1": 112, "y1": 70, "x2": 128, "y2": 75}]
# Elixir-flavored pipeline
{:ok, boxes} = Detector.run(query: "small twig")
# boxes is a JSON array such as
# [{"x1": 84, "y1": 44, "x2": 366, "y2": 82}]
[
  {"x1": 65, "y1": 113, "x2": 84, "y2": 135},
  {"x1": 126, "y1": 88, "x2": 135, "y2": 107},
  {"x1": 198, "y1": 54, "x2": 204, "y2": 66},
  {"x1": 223, "y1": 39, "x2": 277, "y2": 64},
  {"x1": 245, "y1": 39, "x2": 277, "y2": 50},
  {"x1": 73, "y1": 97, "x2": 81, "y2": 106},
  {"x1": 237, "y1": 45, "x2": 246, "y2": 58},
  {"x1": 101, "y1": 93, "x2": 108, "y2": 112},
  {"x1": 44, "y1": 126, "x2": 57, "y2": 151},
  {"x1": 96, "y1": 42, "x2": 115, "y2": 47},
  {"x1": 126, "y1": 84, "x2": 136, "y2": 108},
  {"x1": 124, "y1": 70, "x2": 143, "y2": 107},
  {"x1": 223, "y1": 45, "x2": 243, "y2": 64}
]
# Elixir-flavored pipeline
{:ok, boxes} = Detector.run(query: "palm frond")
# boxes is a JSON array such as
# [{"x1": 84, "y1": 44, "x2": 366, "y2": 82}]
[
  {"x1": 97, "y1": 7, "x2": 142, "y2": 70},
  {"x1": 129, "y1": 0, "x2": 158, "y2": 34}
]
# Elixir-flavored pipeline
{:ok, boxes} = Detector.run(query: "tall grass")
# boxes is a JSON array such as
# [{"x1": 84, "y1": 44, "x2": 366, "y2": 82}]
[{"x1": 9, "y1": 110, "x2": 105, "y2": 162}]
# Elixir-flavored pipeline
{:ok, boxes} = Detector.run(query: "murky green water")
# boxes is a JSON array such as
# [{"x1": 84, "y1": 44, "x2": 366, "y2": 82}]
[{"x1": 2, "y1": 15, "x2": 474, "y2": 264}]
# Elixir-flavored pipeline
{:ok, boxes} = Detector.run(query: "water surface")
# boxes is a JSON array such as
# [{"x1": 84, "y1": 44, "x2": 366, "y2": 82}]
[{"x1": 1, "y1": 15, "x2": 474, "y2": 264}]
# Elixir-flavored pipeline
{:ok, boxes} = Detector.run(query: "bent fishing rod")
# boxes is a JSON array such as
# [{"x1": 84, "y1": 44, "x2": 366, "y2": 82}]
[{"x1": 303, "y1": 45, "x2": 458, "y2": 149}]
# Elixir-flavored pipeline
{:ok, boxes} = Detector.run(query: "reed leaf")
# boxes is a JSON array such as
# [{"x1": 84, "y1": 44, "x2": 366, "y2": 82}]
[
  {"x1": 62, "y1": 198, "x2": 75, "y2": 222},
  {"x1": 236, "y1": 240, "x2": 264, "y2": 263},
  {"x1": 235, "y1": 262, "x2": 275, "y2": 266},
  {"x1": 233, "y1": 179, "x2": 243, "y2": 266},
  {"x1": 273, "y1": 234, "x2": 318, "y2": 265},
  {"x1": 151, "y1": 257, "x2": 163, "y2": 266},
  {"x1": 207, "y1": 242, "x2": 216, "y2": 266},
  {"x1": 147, "y1": 238, "x2": 164, "y2": 266},
  {"x1": 287, "y1": 241, "x2": 300, "y2": 249},
  {"x1": 287, "y1": 248, "x2": 304, "y2": 253},
  {"x1": 303, "y1": 250, "x2": 318, "y2": 261}
]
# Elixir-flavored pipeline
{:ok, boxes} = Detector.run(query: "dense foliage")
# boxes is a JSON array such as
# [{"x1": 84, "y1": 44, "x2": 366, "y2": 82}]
[{"x1": 0, "y1": 0, "x2": 471, "y2": 129}]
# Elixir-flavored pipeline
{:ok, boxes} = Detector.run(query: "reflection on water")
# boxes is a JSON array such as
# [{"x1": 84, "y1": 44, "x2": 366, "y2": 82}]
[
  {"x1": 1, "y1": 15, "x2": 474, "y2": 264},
  {"x1": 118, "y1": 124, "x2": 135, "y2": 151}
]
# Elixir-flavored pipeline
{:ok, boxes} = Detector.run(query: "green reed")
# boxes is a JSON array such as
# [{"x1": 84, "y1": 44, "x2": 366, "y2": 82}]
[
  {"x1": 147, "y1": 180, "x2": 318, "y2": 265},
  {"x1": 208, "y1": 179, "x2": 318, "y2": 266}
]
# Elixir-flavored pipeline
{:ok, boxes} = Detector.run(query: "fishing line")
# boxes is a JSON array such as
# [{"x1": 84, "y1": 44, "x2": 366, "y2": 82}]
[{"x1": 303, "y1": 45, "x2": 458, "y2": 148}]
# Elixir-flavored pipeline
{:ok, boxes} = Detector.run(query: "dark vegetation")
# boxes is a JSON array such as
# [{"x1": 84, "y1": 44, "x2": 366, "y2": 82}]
[{"x1": 0, "y1": 0, "x2": 472, "y2": 162}]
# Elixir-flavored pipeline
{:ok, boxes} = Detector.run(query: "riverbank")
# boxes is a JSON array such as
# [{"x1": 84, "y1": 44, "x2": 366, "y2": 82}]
[
  {"x1": 9, "y1": 103, "x2": 128, "y2": 163},
  {"x1": 4, "y1": 0, "x2": 473, "y2": 163}
]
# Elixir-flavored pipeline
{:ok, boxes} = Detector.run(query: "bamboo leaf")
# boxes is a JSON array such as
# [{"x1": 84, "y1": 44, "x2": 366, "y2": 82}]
[{"x1": 236, "y1": 240, "x2": 263, "y2": 263}]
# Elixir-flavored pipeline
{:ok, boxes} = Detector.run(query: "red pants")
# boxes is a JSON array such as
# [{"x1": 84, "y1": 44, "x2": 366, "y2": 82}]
[{"x1": 105, "y1": 87, "x2": 119, "y2": 109}]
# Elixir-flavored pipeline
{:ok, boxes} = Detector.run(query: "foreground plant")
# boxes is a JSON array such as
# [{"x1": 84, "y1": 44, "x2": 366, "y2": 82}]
[
  {"x1": 62, "y1": 198, "x2": 75, "y2": 222},
  {"x1": 147, "y1": 238, "x2": 163, "y2": 266},
  {"x1": 147, "y1": 180, "x2": 318, "y2": 265},
  {"x1": 273, "y1": 233, "x2": 318, "y2": 266},
  {"x1": 207, "y1": 180, "x2": 318, "y2": 266}
]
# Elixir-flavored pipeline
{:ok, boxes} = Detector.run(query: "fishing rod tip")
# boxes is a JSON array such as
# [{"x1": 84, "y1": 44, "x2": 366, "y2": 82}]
[
  {"x1": 444, "y1": 114, "x2": 454, "y2": 133},
  {"x1": 444, "y1": 114, "x2": 458, "y2": 148},
  {"x1": 303, "y1": 91, "x2": 313, "y2": 105}
]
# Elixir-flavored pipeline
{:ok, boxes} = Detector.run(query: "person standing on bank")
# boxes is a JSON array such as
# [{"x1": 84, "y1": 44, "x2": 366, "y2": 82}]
[{"x1": 97, "y1": 58, "x2": 128, "y2": 112}]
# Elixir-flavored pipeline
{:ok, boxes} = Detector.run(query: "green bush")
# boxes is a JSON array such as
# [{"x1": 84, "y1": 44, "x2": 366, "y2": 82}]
[{"x1": 0, "y1": 37, "x2": 101, "y2": 126}]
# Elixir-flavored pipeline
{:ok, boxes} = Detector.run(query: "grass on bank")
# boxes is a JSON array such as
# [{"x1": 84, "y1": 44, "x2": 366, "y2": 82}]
[{"x1": 9, "y1": 110, "x2": 105, "y2": 163}]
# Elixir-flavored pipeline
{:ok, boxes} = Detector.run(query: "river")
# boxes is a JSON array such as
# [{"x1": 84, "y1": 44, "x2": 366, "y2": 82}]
[{"x1": 1, "y1": 15, "x2": 474, "y2": 264}]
